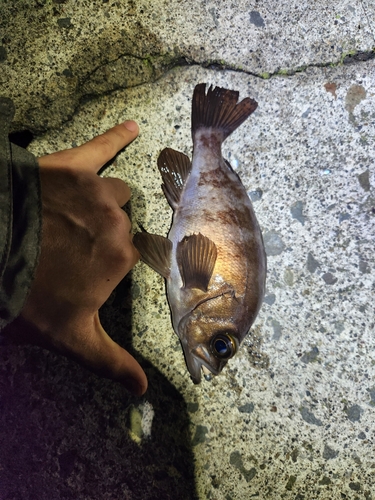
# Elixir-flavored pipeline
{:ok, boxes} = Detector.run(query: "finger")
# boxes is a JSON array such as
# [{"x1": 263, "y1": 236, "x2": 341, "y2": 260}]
[
  {"x1": 15, "y1": 312, "x2": 148, "y2": 395},
  {"x1": 100, "y1": 177, "x2": 131, "y2": 207},
  {"x1": 38, "y1": 121, "x2": 139, "y2": 173},
  {"x1": 69, "y1": 313, "x2": 148, "y2": 396}
]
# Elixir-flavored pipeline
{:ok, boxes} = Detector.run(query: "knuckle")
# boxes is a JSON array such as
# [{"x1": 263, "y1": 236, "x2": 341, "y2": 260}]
[
  {"x1": 112, "y1": 239, "x2": 139, "y2": 271},
  {"x1": 105, "y1": 205, "x2": 124, "y2": 227},
  {"x1": 68, "y1": 168, "x2": 100, "y2": 193},
  {"x1": 95, "y1": 134, "x2": 117, "y2": 156},
  {"x1": 95, "y1": 129, "x2": 124, "y2": 156},
  {"x1": 98, "y1": 207, "x2": 138, "y2": 269},
  {"x1": 103, "y1": 206, "x2": 131, "y2": 234}
]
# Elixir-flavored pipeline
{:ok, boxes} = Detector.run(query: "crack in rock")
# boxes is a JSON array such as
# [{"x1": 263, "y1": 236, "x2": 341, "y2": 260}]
[{"x1": 11, "y1": 49, "x2": 375, "y2": 134}]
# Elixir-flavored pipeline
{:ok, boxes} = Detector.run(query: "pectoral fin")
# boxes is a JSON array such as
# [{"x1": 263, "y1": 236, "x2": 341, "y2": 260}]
[
  {"x1": 177, "y1": 233, "x2": 217, "y2": 292},
  {"x1": 133, "y1": 231, "x2": 172, "y2": 279},
  {"x1": 157, "y1": 148, "x2": 192, "y2": 209}
]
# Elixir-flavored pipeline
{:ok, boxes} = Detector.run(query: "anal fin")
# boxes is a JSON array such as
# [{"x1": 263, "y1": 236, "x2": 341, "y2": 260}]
[
  {"x1": 133, "y1": 230, "x2": 172, "y2": 279},
  {"x1": 157, "y1": 148, "x2": 192, "y2": 209},
  {"x1": 177, "y1": 233, "x2": 217, "y2": 292}
]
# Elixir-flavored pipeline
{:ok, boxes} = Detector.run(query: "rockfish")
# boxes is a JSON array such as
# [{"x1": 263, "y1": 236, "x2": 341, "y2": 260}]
[{"x1": 134, "y1": 83, "x2": 266, "y2": 383}]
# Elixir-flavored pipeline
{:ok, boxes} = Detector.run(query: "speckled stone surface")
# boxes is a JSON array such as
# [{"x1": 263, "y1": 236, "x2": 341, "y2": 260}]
[
  {"x1": 1, "y1": 1, "x2": 375, "y2": 499},
  {"x1": 1, "y1": 0, "x2": 375, "y2": 132}
]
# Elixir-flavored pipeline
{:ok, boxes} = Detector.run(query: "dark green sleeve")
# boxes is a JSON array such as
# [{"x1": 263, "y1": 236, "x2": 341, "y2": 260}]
[{"x1": 0, "y1": 97, "x2": 42, "y2": 330}]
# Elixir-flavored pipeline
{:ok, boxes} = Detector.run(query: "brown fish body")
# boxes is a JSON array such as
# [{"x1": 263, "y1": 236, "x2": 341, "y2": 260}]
[{"x1": 134, "y1": 84, "x2": 266, "y2": 383}]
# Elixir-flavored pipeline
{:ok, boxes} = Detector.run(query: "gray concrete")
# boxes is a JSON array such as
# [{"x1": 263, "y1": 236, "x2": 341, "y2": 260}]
[
  {"x1": 1, "y1": 1, "x2": 375, "y2": 499},
  {"x1": 1, "y1": 0, "x2": 374, "y2": 132}
]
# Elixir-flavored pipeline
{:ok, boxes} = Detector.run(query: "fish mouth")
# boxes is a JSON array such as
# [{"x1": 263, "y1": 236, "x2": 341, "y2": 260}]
[
  {"x1": 201, "y1": 365, "x2": 215, "y2": 381},
  {"x1": 182, "y1": 344, "x2": 225, "y2": 384}
]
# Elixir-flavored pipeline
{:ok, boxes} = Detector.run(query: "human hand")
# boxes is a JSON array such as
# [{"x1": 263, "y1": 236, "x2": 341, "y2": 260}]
[{"x1": 17, "y1": 121, "x2": 147, "y2": 395}]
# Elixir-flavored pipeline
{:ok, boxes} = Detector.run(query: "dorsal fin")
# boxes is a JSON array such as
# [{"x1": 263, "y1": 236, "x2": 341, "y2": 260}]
[
  {"x1": 157, "y1": 148, "x2": 192, "y2": 210},
  {"x1": 192, "y1": 83, "x2": 258, "y2": 141}
]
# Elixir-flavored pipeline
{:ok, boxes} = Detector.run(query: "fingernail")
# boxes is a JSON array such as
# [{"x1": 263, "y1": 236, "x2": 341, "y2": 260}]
[{"x1": 123, "y1": 120, "x2": 138, "y2": 132}]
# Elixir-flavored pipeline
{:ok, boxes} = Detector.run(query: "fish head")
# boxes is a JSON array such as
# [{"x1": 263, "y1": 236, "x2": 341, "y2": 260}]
[
  {"x1": 181, "y1": 323, "x2": 239, "y2": 384},
  {"x1": 177, "y1": 293, "x2": 249, "y2": 383}
]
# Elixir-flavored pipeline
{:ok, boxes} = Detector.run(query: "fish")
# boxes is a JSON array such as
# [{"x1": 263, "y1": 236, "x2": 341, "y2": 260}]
[{"x1": 133, "y1": 83, "x2": 266, "y2": 383}]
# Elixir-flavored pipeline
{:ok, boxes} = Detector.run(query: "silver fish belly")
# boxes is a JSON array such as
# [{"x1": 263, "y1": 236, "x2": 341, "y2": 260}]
[{"x1": 134, "y1": 83, "x2": 266, "y2": 383}]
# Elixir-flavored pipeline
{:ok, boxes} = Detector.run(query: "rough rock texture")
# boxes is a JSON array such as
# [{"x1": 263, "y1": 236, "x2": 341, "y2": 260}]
[
  {"x1": 1, "y1": 1, "x2": 375, "y2": 499},
  {"x1": 1, "y1": 0, "x2": 374, "y2": 132}
]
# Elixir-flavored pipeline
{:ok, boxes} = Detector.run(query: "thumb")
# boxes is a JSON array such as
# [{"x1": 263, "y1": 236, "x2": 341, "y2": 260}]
[
  {"x1": 10, "y1": 312, "x2": 148, "y2": 396},
  {"x1": 68, "y1": 312, "x2": 148, "y2": 396}
]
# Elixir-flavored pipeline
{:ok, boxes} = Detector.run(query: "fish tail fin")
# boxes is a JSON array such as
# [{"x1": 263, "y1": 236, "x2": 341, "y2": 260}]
[{"x1": 192, "y1": 83, "x2": 258, "y2": 141}]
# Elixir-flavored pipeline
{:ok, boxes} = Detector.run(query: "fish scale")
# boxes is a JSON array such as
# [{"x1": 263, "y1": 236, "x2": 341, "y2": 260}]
[
  {"x1": 170, "y1": 155, "x2": 248, "y2": 294},
  {"x1": 134, "y1": 83, "x2": 266, "y2": 384}
]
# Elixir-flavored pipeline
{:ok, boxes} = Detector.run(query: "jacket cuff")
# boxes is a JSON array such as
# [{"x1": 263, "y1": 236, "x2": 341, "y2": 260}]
[{"x1": 0, "y1": 97, "x2": 42, "y2": 329}]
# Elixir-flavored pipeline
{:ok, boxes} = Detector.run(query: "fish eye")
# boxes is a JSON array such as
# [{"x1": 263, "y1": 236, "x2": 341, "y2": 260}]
[{"x1": 211, "y1": 333, "x2": 237, "y2": 360}]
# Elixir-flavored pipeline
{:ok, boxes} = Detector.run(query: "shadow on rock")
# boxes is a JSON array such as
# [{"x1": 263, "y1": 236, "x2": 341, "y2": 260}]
[{"x1": 0, "y1": 273, "x2": 198, "y2": 500}]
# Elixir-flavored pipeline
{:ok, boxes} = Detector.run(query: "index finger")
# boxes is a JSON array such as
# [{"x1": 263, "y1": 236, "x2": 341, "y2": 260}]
[{"x1": 38, "y1": 121, "x2": 139, "y2": 174}]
